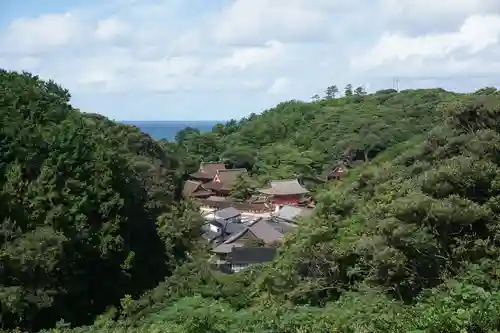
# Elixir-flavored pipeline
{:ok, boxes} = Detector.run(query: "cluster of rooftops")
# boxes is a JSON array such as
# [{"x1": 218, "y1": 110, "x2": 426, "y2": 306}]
[
  {"x1": 183, "y1": 161, "x2": 323, "y2": 201},
  {"x1": 183, "y1": 161, "x2": 347, "y2": 273},
  {"x1": 202, "y1": 205, "x2": 312, "y2": 273}
]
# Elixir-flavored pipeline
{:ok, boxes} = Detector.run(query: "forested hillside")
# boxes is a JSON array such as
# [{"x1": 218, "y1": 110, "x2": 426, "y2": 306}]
[
  {"x1": 0, "y1": 70, "x2": 202, "y2": 331},
  {"x1": 3, "y1": 69, "x2": 500, "y2": 332},
  {"x1": 168, "y1": 87, "x2": 453, "y2": 186},
  {"x1": 65, "y1": 88, "x2": 500, "y2": 333}
]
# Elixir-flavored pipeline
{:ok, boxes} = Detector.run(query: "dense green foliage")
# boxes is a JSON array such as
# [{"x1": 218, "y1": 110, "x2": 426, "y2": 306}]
[
  {"x1": 58, "y1": 86, "x2": 500, "y2": 333},
  {"x1": 4, "y1": 69, "x2": 500, "y2": 332},
  {"x1": 169, "y1": 87, "x2": 451, "y2": 187},
  {"x1": 0, "y1": 70, "x2": 202, "y2": 330}
]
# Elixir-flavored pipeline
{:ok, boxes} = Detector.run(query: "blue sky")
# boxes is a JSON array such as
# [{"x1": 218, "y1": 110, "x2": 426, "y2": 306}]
[{"x1": 1, "y1": 0, "x2": 500, "y2": 121}]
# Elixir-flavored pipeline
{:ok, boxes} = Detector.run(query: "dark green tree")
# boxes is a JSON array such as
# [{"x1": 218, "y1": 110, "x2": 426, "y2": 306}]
[
  {"x1": 344, "y1": 84, "x2": 353, "y2": 96},
  {"x1": 230, "y1": 173, "x2": 257, "y2": 201},
  {"x1": 0, "y1": 70, "x2": 199, "y2": 330},
  {"x1": 324, "y1": 85, "x2": 339, "y2": 99},
  {"x1": 175, "y1": 126, "x2": 200, "y2": 144},
  {"x1": 354, "y1": 86, "x2": 367, "y2": 96},
  {"x1": 15, "y1": 68, "x2": 500, "y2": 333}
]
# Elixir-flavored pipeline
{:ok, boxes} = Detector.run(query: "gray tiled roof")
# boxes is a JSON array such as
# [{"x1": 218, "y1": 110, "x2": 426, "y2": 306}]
[
  {"x1": 228, "y1": 247, "x2": 277, "y2": 264},
  {"x1": 275, "y1": 205, "x2": 313, "y2": 222},
  {"x1": 222, "y1": 218, "x2": 286, "y2": 245},
  {"x1": 248, "y1": 219, "x2": 285, "y2": 243},
  {"x1": 209, "y1": 220, "x2": 225, "y2": 229},
  {"x1": 224, "y1": 221, "x2": 246, "y2": 234},
  {"x1": 205, "y1": 219, "x2": 245, "y2": 234},
  {"x1": 212, "y1": 242, "x2": 244, "y2": 253},
  {"x1": 215, "y1": 207, "x2": 241, "y2": 219},
  {"x1": 275, "y1": 205, "x2": 302, "y2": 220},
  {"x1": 267, "y1": 219, "x2": 298, "y2": 233},
  {"x1": 259, "y1": 179, "x2": 309, "y2": 195}
]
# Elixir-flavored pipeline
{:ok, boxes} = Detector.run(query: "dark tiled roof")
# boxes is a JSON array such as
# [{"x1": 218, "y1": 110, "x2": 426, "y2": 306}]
[
  {"x1": 212, "y1": 242, "x2": 244, "y2": 253},
  {"x1": 210, "y1": 220, "x2": 225, "y2": 229},
  {"x1": 224, "y1": 221, "x2": 246, "y2": 234},
  {"x1": 206, "y1": 219, "x2": 246, "y2": 234},
  {"x1": 215, "y1": 207, "x2": 241, "y2": 219},
  {"x1": 228, "y1": 247, "x2": 277, "y2": 264},
  {"x1": 223, "y1": 218, "x2": 285, "y2": 244},
  {"x1": 259, "y1": 179, "x2": 309, "y2": 196},
  {"x1": 202, "y1": 219, "x2": 246, "y2": 247},
  {"x1": 223, "y1": 229, "x2": 251, "y2": 244},
  {"x1": 212, "y1": 218, "x2": 290, "y2": 253},
  {"x1": 247, "y1": 218, "x2": 286, "y2": 243}
]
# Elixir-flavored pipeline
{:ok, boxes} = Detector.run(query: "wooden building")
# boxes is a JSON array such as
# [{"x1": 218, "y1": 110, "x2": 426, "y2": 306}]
[
  {"x1": 202, "y1": 168, "x2": 248, "y2": 196},
  {"x1": 182, "y1": 180, "x2": 213, "y2": 199},
  {"x1": 258, "y1": 179, "x2": 309, "y2": 213},
  {"x1": 184, "y1": 162, "x2": 248, "y2": 199},
  {"x1": 210, "y1": 217, "x2": 296, "y2": 273},
  {"x1": 212, "y1": 218, "x2": 285, "y2": 260},
  {"x1": 189, "y1": 162, "x2": 226, "y2": 182}
]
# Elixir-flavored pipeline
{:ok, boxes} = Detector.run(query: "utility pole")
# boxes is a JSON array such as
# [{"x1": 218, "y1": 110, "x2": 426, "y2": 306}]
[{"x1": 392, "y1": 77, "x2": 400, "y2": 91}]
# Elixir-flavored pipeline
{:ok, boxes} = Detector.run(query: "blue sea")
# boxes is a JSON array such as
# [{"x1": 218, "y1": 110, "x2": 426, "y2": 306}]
[{"x1": 122, "y1": 121, "x2": 222, "y2": 141}]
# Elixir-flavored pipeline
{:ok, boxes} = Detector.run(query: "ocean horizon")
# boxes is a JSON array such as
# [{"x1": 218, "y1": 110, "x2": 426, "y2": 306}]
[{"x1": 121, "y1": 120, "x2": 224, "y2": 141}]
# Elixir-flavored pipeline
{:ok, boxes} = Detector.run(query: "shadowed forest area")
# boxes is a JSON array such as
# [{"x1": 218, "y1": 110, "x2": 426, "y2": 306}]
[{"x1": 2, "y1": 69, "x2": 500, "y2": 332}]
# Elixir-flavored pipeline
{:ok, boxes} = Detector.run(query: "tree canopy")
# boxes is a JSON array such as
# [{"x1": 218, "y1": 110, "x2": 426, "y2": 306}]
[
  {"x1": 169, "y1": 88, "x2": 450, "y2": 191},
  {"x1": 3, "y1": 69, "x2": 500, "y2": 332},
  {"x1": 0, "y1": 70, "x2": 201, "y2": 331}
]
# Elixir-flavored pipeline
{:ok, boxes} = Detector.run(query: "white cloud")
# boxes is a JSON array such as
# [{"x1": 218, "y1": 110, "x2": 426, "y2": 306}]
[
  {"x1": 137, "y1": 56, "x2": 201, "y2": 92},
  {"x1": 267, "y1": 77, "x2": 295, "y2": 95},
  {"x1": 17, "y1": 57, "x2": 41, "y2": 71},
  {"x1": 95, "y1": 17, "x2": 129, "y2": 41},
  {"x1": 242, "y1": 79, "x2": 266, "y2": 90},
  {"x1": 169, "y1": 31, "x2": 200, "y2": 55},
  {"x1": 208, "y1": 41, "x2": 286, "y2": 72},
  {"x1": 76, "y1": 48, "x2": 131, "y2": 86},
  {"x1": 379, "y1": 0, "x2": 500, "y2": 34},
  {"x1": 212, "y1": 0, "x2": 327, "y2": 45},
  {"x1": 382, "y1": 0, "x2": 498, "y2": 19},
  {"x1": 76, "y1": 47, "x2": 201, "y2": 93},
  {"x1": 352, "y1": 14, "x2": 500, "y2": 71},
  {"x1": 1, "y1": 0, "x2": 500, "y2": 120},
  {"x1": 4, "y1": 13, "x2": 82, "y2": 54}
]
